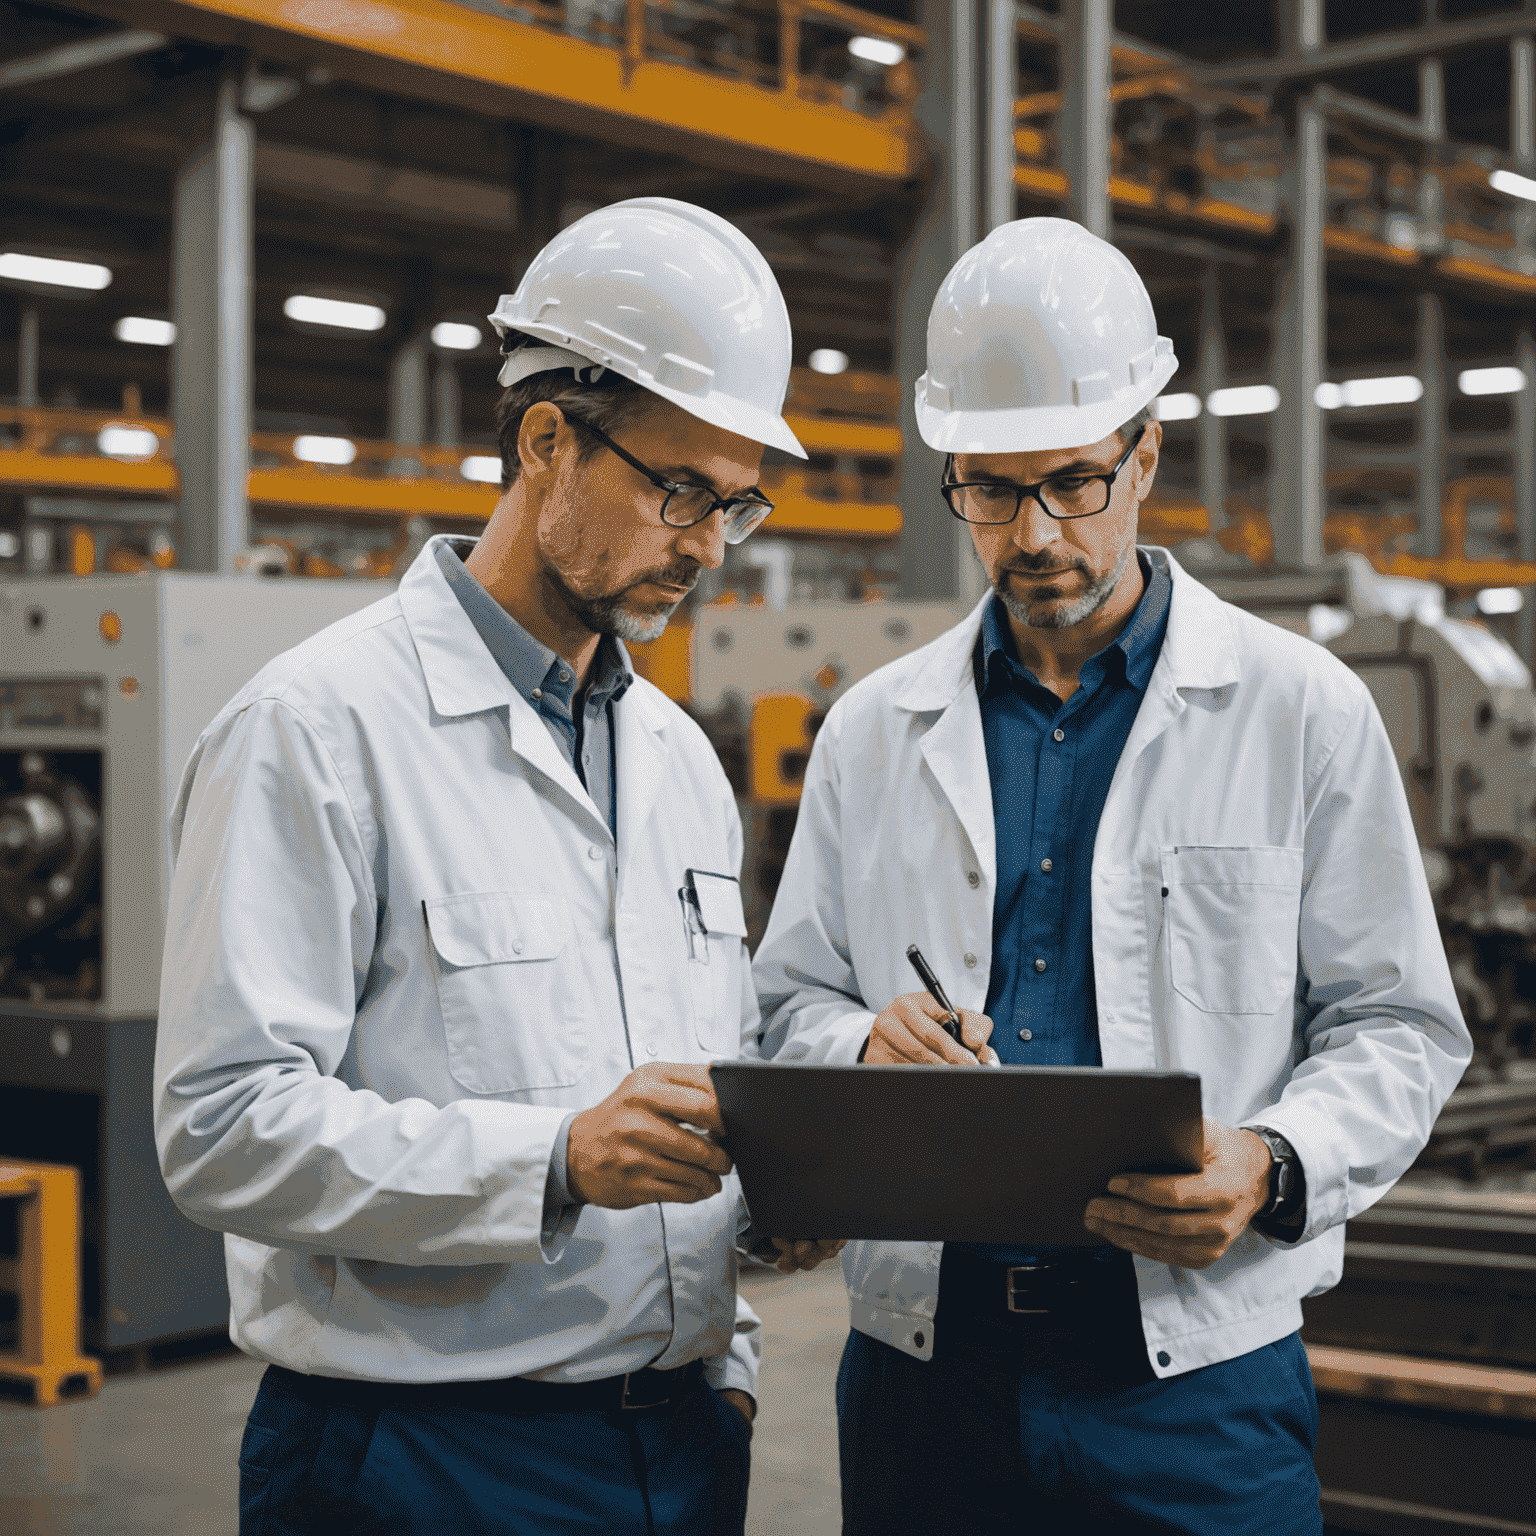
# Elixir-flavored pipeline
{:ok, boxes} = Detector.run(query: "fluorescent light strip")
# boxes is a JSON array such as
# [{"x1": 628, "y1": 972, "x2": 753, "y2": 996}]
[
  {"x1": 1491, "y1": 168, "x2": 1536, "y2": 203},
  {"x1": 809, "y1": 348, "x2": 850, "y2": 375},
  {"x1": 1316, "y1": 376, "x2": 1423, "y2": 409},
  {"x1": 1206, "y1": 385, "x2": 1279, "y2": 417},
  {"x1": 284, "y1": 294, "x2": 386, "y2": 331},
  {"x1": 1152, "y1": 392, "x2": 1201, "y2": 421},
  {"x1": 460, "y1": 456, "x2": 502, "y2": 484},
  {"x1": 1478, "y1": 587, "x2": 1524, "y2": 614},
  {"x1": 97, "y1": 424, "x2": 159, "y2": 458},
  {"x1": 432, "y1": 322, "x2": 482, "y2": 351},
  {"x1": 293, "y1": 435, "x2": 357, "y2": 465},
  {"x1": 115, "y1": 316, "x2": 175, "y2": 346},
  {"x1": 848, "y1": 36, "x2": 905, "y2": 67},
  {"x1": 0, "y1": 252, "x2": 112, "y2": 290},
  {"x1": 1459, "y1": 366, "x2": 1527, "y2": 396}
]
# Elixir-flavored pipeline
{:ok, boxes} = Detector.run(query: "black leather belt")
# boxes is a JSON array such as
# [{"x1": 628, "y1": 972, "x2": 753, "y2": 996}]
[
  {"x1": 265, "y1": 1358, "x2": 705, "y2": 1416},
  {"x1": 939, "y1": 1246, "x2": 1130, "y2": 1322}
]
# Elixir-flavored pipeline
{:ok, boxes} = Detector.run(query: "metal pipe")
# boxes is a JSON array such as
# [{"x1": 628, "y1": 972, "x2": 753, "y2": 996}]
[
  {"x1": 1272, "y1": 92, "x2": 1326, "y2": 568},
  {"x1": 950, "y1": 0, "x2": 978, "y2": 258},
  {"x1": 1059, "y1": 0, "x2": 1111, "y2": 238},
  {"x1": 1197, "y1": 271, "x2": 1227, "y2": 532},
  {"x1": 18, "y1": 308, "x2": 38, "y2": 409},
  {"x1": 434, "y1": 358, "x2": 461, "y2": 449},
  {"x1": 0, "y1": 30, "x2": 165, "y2": 91},
  {"x1": 1417, "y1": 292, "x2": 1446, "y2": 558},
  {"x1": 214, "y1": 79, "x2": 254, "y2": 574},
  {"x1": 985, "y1": 0, "x2": 1015, "y2": 233},
  {"x1": 1516, "y1": 330, "x2": 1536, "y2": 663}
]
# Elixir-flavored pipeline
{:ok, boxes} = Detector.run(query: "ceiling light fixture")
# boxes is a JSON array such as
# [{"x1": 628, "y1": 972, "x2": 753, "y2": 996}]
[
  {"x1": 809, "y1": 348, "x2": 850, "y2": 375},
  {"x1": 432, "y1": 322, "x2": 482, "y2": 351},
  {"x1": 1206, "y1": 385, "x2": 1280, "y2": 417},
  {"x1": 0, "y1": 252, "x2": 112, "y2": 290},
  {"x1": 1151, "y1": 392, "x2": 1201, "y2": 421},
  {"x1": 115, "y1": 316, "x2": 175, "y2": 346},
  {"x1": 1459, "y1": 366, "x2": 1527, "y2": 396},
  {"x1": 284, "y1": 294, "x2": 386, "y2": 331},
  {"x1": 847, "y1": 36, "x2": 905, "y2": 67},
  {"x1": 293, "y1": 435, "x2": 358, "y2": 465}
]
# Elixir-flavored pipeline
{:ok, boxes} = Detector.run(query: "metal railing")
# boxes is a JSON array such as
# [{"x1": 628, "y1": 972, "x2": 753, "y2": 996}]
[{"x1": 461, "y1": 0, "x2": 923, "y2": 119}]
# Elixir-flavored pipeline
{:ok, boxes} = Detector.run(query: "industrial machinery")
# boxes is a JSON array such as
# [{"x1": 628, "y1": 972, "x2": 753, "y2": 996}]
[{"x1": 0, "y1": 574, "x2": 385, "y2": 1360}]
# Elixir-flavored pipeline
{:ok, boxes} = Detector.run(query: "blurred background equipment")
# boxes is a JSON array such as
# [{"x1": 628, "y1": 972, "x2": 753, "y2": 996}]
[{"x1": 0, "y1": 575, "x2": 382, "y2": 1375}]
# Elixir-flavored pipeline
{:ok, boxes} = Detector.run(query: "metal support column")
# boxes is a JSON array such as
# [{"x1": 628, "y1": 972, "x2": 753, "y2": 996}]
[
  {"x1": 1197, "y1": 271, "x2": 1227, "y2": 531},
  {"x1": 171, "y1": 77, "x2": 254, "y2": 574},
  {"x1": 1272, "y1": 93, "x2": 1326, "y2": 567},
  {"x1": 984, "y1": 0, "x2": 1015, "y2": 233},
  {"x1": 1417, "y1": 293, "x2": 1446, "y2": 557},
  {"x1": 1515, "y1": 38, "x2": 1536, "y2": 659},
  {"x1": 895, "y1": 0, "x2": 982, "y2": 602},
  {"x1": 387, "y1": 338, "x2": 428, "y2": 475},
  {"x1": 434, "y1": 358, "x2": 461, "y2": 449},
  {"x1": 17, "y1": 308, "x2": 38, "y2": 408},
  {"x1": 1058, "y1": 0, "x2": 1112, "y2": 238}
]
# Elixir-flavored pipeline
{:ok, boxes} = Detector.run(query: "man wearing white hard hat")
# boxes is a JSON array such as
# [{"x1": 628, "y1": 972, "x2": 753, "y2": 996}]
[
  {"x1": 154, "y1": 198, "x2": 839, "y2": 1536},
  {"x1": 753, "y1": 217, "x2": 1467, "y2": 1532}
]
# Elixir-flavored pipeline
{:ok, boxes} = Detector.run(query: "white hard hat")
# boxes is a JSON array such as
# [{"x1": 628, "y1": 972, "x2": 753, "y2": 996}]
[
  {"x1": 915, "y1": 216, "x2": 1178, "y2": 455},
  {"x1": 488, "y1": 197, "x2": 807, "y2": 459}
]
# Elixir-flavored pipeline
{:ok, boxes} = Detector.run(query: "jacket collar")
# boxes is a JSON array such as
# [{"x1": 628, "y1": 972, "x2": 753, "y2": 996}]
[{"x1": 894, "y1": 546, "x2": 1239, "y2": 716}]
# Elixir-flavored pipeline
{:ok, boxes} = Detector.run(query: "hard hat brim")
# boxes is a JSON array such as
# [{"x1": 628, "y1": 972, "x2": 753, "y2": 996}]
[{"x1": 915, "y1": 353, "x2": 1178, "y2": 456}]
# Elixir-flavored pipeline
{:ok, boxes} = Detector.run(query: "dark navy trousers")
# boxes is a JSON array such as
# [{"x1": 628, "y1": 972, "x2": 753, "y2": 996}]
[
  {"x1": 237, "y1": 1364, "x2": 751, "y2": 1536},
  {"x1": 836, "y1": 1260, "x2": 1322, "y2": 1535}
]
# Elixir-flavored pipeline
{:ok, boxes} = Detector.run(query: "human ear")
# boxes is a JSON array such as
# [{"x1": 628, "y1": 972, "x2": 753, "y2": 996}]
[{"x1": 517, "y1": 402, "x2": 567, "y2": 484}]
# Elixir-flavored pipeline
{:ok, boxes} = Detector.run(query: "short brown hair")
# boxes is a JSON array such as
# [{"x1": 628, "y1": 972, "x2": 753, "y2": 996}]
[
  {"x1": 1118, "y1": 403, "x2": 1154, "y2": 445},
  {"x1": 493, "y1": 331, "x2": 655, "y2": 490}
]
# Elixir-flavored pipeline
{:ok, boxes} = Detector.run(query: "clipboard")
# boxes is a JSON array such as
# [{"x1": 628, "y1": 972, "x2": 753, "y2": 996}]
[{"x1": 710, "y1": 1061, "x2": 1202, "y2": 1246}]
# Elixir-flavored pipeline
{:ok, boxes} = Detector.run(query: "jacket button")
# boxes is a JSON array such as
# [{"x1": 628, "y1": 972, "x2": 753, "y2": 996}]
[
  {"x1": 1018, "y1": 1029, "x2": 1032, "y2": 1042},
  {"x1": 963, "y1": 952, "x2": 977, "y2": 968},
  {"x1": 1040, "y1": 858, "x2": 1052, "y2": 873},
  {"x1": 967, "y1": 871, "x2": 980, "y2": 888},
  {"x1": 1034, "y1": 957, "x2": 1047, "y2": 973},
  {"x1": 913, "y1": 1331, "x2": 925, "y2": 1349},
  {"x1": 1157, "y1": 1351, "x2": 1171, "y2": 1367},
  {"x1": 1052, "y1": 727, "x2": 1065, "y2": 742}
]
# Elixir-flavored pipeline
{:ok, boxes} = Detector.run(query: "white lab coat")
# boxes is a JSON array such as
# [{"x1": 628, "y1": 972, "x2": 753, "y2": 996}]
[
  {"x1": 753, "y1": 547, "x2": 1470, "y2": 1378},
  {"x1": 155, "y1": 538, "x2": 761, "y2": 1391}
]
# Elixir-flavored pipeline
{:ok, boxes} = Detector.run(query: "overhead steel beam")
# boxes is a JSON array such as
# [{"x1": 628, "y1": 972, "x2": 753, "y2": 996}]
[
  {"x1": 985, "y1": 0, "x2": 1016, "y2": 233},
  {"x1": 0, "y1": 29, "x2": 166, "y2": 90},
  {"x1": 1203, "y1": 4, "x2": 1536, "y2": 86}
]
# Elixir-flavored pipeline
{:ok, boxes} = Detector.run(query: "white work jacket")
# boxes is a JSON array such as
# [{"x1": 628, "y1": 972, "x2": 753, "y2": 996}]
[
  {"x1": 753, "y1": 547, "x2": 1470, "y2": 1379},
  {"x1": 155, "y1": 538, "x2": 760, "y2": 1391}
]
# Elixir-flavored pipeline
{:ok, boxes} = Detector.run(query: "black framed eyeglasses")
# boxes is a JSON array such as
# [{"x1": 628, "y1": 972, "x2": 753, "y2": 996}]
[
  {"x1": 560, "y1": 411, "x2": 774, "y2": 545},
  {"x1": 941, "y1": 425, "x2": 1146, "y2": 524}
]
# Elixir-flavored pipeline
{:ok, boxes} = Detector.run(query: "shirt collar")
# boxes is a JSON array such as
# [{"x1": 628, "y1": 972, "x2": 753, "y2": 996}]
[
  {"x1": 977, "y1": 549, "x2": 1171, "y2": 697},
  {"x1": 436, "y1": 536, "x2": 633, "y2": 711}
]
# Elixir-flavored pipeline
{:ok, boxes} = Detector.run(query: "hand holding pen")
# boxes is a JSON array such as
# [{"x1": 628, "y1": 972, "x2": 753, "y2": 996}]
[{"x1": 859, "y1": 945, "x2": 1000, "y2": 1066}]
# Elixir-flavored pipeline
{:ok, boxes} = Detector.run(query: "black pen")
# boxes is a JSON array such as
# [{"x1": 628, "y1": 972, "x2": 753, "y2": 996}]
[{"x1": 905, "y1": 944, "x2": 964, "y2": 1044}]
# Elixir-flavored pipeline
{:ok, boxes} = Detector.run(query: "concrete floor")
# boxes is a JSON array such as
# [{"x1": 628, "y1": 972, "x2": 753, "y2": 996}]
[{"x1": 0, "y1": 1264, "x2": 847, "y2": 1536}]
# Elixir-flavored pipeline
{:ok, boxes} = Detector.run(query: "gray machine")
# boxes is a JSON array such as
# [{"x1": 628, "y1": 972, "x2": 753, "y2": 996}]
[{"x1": 0, "y1": 573, "x2": 386, "y2": 1355}]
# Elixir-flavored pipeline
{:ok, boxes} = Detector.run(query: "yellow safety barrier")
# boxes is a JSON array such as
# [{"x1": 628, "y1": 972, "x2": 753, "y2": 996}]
[{"x1": 0, "y1": 1161, "x2": 102, "y2": 1406}]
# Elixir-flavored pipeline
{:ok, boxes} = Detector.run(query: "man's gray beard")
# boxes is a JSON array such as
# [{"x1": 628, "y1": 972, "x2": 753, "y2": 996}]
[
  {"x1": 541, "y1": 561, "x2": 687, "y2": 644},
  {"x1": 995, "y1": 540, "x2": 1133, "y2": 630}
]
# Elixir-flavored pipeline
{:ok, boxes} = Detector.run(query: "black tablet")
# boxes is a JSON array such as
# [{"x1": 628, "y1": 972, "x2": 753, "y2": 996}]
[{"x1": 711, "y1": 1061, "x2": 1203, "y2": 1246}]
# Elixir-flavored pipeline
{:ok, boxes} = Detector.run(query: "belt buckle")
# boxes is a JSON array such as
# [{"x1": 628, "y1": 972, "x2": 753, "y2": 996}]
[
  {"x1": 619, "y1": 1371, "x2": 672, "y2": 1411},
  {"x1": 1005, "y1": 1263, "x2": 1052, "y2": 1315}
]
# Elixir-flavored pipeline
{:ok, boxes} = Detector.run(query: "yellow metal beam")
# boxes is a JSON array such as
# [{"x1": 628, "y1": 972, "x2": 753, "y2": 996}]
[
  {"x1": 781, "y1": 415, "x2": 903, "y2": 458},
  {"x1": 76, "y1": 0, "x2": 921, "y2": 190},
  {"x1": 765, "y1": 495, "x2": 902, "y2": 539},
  {"x1": 248, "y1": 466, "x2": 496, "y2": 520},
  {"x1": 0, "y1": 449, "x2": 179, "y2": 496}
]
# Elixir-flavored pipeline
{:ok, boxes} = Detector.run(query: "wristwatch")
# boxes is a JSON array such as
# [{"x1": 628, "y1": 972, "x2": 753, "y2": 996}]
[{"x1": 1250, "y1": 1127, "x2": 1302, "y2": 1222}]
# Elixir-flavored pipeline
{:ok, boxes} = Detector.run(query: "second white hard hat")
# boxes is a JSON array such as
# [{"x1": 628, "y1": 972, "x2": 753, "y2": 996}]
[
  {"x1": 915, "y1": 217, "x2": 1177, "y2": 455},
  {"x1": 488, "y1": 197, "x2": 807, "y2": 459}
]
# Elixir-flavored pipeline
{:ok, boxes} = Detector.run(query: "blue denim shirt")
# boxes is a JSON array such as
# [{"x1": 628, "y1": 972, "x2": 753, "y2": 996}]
[{"x1": 963, "y1": 550, "x2": 1172, "y2": 1265}]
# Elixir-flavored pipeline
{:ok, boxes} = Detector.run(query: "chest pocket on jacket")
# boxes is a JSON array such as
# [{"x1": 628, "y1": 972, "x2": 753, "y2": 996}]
[
  {"x1": 1161, "y1": 846, "x2": 1303, "y2": 1016},
  {"x1": 425, "y1": 892, "x2": 589, "y2": 1094}
]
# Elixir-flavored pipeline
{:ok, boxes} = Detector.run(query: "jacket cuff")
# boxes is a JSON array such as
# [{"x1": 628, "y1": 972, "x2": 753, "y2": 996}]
[{"x1": 1239, "y1": 1110, "x2": 1345, "y2": 1244}]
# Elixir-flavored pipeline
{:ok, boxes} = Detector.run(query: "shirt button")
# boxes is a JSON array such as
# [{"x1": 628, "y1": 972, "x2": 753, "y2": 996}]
[
  {"x1": 1052, "y1": 728, "x2": 1065, "y2": 743},
  {"x1": 512, "y1": 940, "x2": 523, "y2": 955},
  {"x1": 530, "y1": 688, "x2": 542, "y2": 701},
  {"x1": 587, "y1": 845, "x2": 602, "y2": 860},
  {"x1": 967, "y1": 871, "x2": 980, "y2": 888},
  {"x1": 1157, "y1": 1351, "x2": 1171, "y2": 1368},
  {"x1": 1018, "y1": 1028, "x2": 1032, "y2": 1042},
  {"x1": 963, "y1": 952, "x2": 977, "y2": 968},
  {"x1": 1040, "y1": 858, "x2": 1052, "y2": 873},
  {"x1": 560, "y1": 670, "x2": 571, "y2": 683},
  {"x1": 1034, "y1": 957, "x2": 1047, "y2": 973}
]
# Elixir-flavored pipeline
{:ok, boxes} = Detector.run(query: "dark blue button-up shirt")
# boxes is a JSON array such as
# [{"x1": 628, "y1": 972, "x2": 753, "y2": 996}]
[
  {"x1": 436, "y1": 537, "x2": 632, "y2": 837},
  {"x1": 963, "y1": 550, "x2": 1172, "y2": 1266}
]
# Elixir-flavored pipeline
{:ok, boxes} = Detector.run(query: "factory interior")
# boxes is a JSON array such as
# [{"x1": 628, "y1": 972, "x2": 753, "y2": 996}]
[{"x1": 4, "y1": 0, "x2": 1536, "y2": 1531}]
